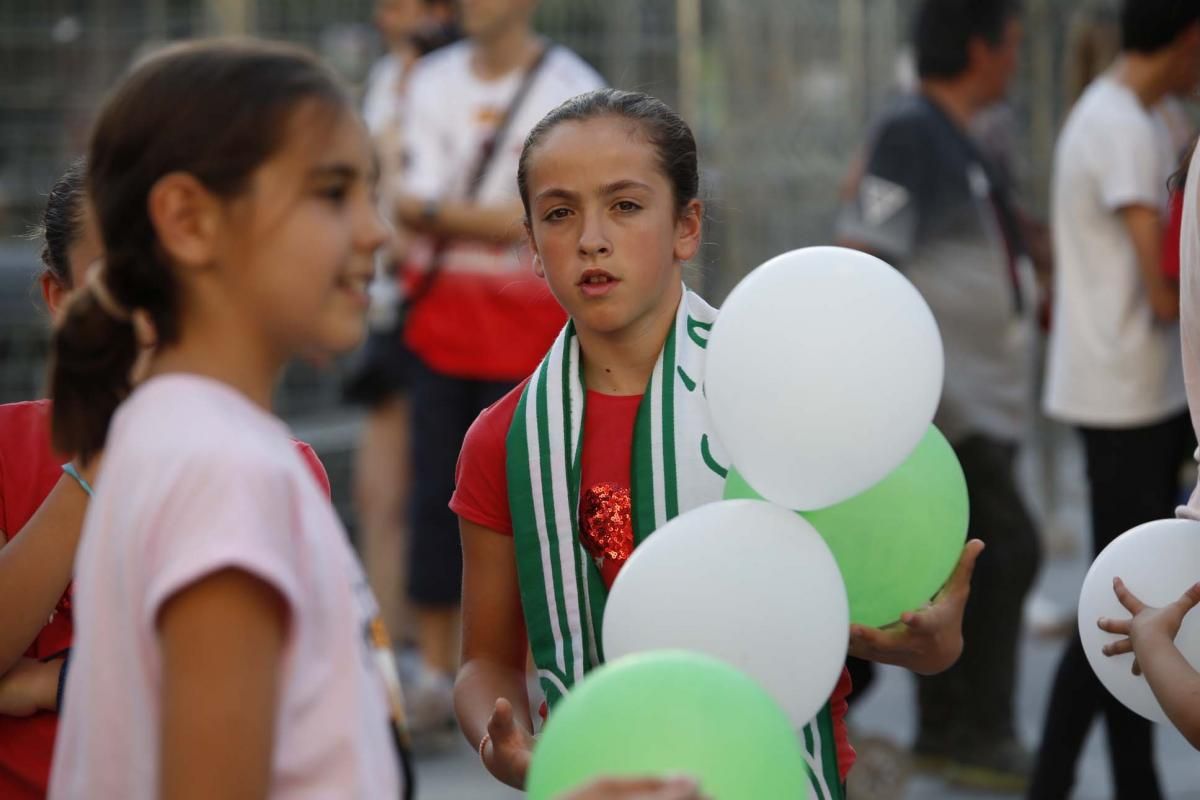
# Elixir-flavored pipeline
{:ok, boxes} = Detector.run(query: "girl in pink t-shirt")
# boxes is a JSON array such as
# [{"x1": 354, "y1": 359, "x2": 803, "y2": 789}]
[{"x1": 45, "y1": 40, "x2": 403, "y2": 799}]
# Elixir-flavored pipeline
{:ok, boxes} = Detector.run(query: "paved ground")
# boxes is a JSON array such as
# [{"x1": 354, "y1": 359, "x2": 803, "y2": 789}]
[{"x1": 410, "y1": 432, "x2": 1200, "y2": 799}]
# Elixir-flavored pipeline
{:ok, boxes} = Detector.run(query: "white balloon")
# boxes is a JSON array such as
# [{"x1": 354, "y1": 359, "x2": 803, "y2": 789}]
[
  {"x1": 705, "y1": 246, "x2": 943, "y2": 510},
  {"x1": 602, "y1": 500, "x2": 850, "y2": 727},
  {"x1": 1078, "y1": 518, "x2": 1200, "y2": 723}
]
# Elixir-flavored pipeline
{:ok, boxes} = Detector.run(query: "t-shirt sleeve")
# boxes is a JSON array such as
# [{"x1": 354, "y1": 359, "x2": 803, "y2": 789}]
[
  {"x1": 291, "y1": 440, "x2": 332, "y2": 500},
  {"x1": 401, "y1": 62, "x2": 449, "y2": 202},
  {"x1": 836, "y1": 117, "x2": 928, "y2": 264},
  {"x1": 142, "y1": 454, "x2": 305, "y2": 631},
  {"x1": 450, "y1": 405, "x2": 513, "y2": 536},
  {"x1": 1095, "y1": 116, "x2": 1164, "y2": 212}
]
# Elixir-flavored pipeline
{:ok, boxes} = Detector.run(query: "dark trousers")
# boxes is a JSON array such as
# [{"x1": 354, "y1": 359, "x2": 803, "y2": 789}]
[
  {"x1": 407, "y1": 360, "x2": 515, "y2": 607},
  {"x1": 916, "y1": 435, "x2": 1041, "y2": 750},
  {"x1": 1028, "y1": 411, "x2": 1192, "y2": 800}
]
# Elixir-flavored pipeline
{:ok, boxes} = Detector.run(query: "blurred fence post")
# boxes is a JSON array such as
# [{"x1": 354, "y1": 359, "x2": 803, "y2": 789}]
[
  {"x1": 207, "y1": 0, "x2": 256, "y2": 35},
  {"x1": 675, "y1": 0, "x2": 701, "y2": 125}
]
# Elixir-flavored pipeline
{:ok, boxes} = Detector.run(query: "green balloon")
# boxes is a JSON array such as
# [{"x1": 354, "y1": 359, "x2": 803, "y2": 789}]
[
  {"x1": 527, "y1": 651, "x2": 813, "y2": 800},
  {"x1": 724, "y1": 425, "x2": 968, "y2": 629}
]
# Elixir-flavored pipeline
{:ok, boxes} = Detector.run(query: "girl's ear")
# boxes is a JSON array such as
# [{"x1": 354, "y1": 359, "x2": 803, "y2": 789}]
[
  {"x1": 41, "y1": 272, "x2": 68, "y2": 319},
  {"x1": 673, "y1": 198, "x2": 703, "y2": 263},
  {"x1": 147, "y1": 172, "x2": 224, "y2": 274}
]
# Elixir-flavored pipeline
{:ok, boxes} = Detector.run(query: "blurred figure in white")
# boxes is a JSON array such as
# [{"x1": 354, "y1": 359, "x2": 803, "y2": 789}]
[{"x1": 350, "y1": 0, "x2": 457, "y2": 658}]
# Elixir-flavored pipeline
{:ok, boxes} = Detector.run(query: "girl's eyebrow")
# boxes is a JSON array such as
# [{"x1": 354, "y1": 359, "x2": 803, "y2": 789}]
[
  {"x1": 308, "y1": 163, "x2": 361, "y2": 183},
  {"x1": 600, "y1": 179, "x2": 652, "y2": 195},
  {"x1": 534, "y1": 186, "x2": 579, "y2": 204}
]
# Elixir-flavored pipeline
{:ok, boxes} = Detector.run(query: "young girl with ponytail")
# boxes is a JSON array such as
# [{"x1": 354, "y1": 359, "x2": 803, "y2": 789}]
[
  {"x1": 0, "y1": 160, "x2": 334, "y2": 797},
  {"x1": 45, "y1": 40, "x2": 403, "y2": 798}
]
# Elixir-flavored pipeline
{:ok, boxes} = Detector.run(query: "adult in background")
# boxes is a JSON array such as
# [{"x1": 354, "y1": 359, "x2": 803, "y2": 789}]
[
  {"x1": 350, "y1": 0, "x2": 457, "y2": 662},
  {"x1": 837, "y1": 0, "x2": 1041, "y2": 790},
  {"x1": 1031, "y1": 3, "x2": 1200, "y2": 798},
  {"x1": 392, "y1": 0, "x2": 603, "y2": 735}
]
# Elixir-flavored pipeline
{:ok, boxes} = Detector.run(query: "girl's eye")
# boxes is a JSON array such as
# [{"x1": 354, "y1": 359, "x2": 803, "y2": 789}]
[
  {"x1": 615, "y1": 200, "x2": 641, "y2": 213},
  {"x1": 543, "y1": 207, "x2": 572, "y2": 222},
  {"x1": 319, "y1": 184, "x2": 350, "y2": 204}
]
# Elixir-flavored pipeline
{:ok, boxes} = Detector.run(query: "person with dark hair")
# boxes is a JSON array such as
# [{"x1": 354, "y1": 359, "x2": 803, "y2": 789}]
[
  {"x1": 451, "y1": 88, "x2": 983, "y2": 798},
  {"x1": 41, "y1": 40, "x2": 406, "y2": 798},
  {"x1": 0, "y1": 160, "x2": 336, "y2": 798},
  {"x1": 1032, "y1": 3, "x2": 1200, "y2": 797},
  {"x1": 0, "y1": 161, "x2": 97, "y2": 800},
  {"x1": 836, "y1": 0, "x2": 1040, "y2": 791},
  {"x1": 351, "y1": 0, "x2": 459, "y2": 675},
  {"x1": 387, "y1": 0, "x2": 603, "y2": 737}
]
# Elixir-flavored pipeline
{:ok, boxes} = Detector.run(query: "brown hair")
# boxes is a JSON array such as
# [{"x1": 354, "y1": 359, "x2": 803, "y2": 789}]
[
  {"x1": 49, "y1": 38, "x2": 351, "y2": 462},
  {"x1": 517, "y1": 89, "x2": 700, "y2": 221},
  {"x1": 36, "y1": 159, "x2": 88, "y2": 288}
]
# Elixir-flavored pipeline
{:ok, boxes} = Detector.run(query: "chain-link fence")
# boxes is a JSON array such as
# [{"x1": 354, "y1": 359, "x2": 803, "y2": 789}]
[{"x1": 0, "y1": 0, "x2": 1110, "y2": 530}]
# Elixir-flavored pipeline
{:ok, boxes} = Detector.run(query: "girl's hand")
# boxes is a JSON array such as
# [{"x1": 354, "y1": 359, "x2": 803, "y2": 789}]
[
  {"x1": 1098, "y1": 577, "x2": 1200, "y2": 675},
  {"x1": 848, "y1": 539, "x2": 984, "y2": 675},
  {"x1": 559, "y1": 776, "x2": 708, "y2": 800},
  {"x1": 0, "y1": 658, "x2": 62, "y2": 717},
  {"x1": 482, "y1": 697, "x2": 536, "y2": 789}
]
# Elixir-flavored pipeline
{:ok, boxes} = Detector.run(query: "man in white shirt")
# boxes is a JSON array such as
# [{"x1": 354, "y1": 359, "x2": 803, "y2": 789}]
[
  {"x1": 1033, "y1": 3, "x2": 1200, "y2": 798},
  {"x1": 388, "y1": 0, "x2": 603, "y2": 737}
]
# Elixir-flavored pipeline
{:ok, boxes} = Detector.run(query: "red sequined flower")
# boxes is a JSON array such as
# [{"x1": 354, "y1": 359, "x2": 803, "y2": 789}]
[{"x1": 579, "y1": 482, "x2": 634, "y2": 566}]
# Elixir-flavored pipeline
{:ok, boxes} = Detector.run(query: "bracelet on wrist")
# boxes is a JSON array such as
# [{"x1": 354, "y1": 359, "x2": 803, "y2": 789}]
[{"x1": 478, "y1": 732, "x2": 491, "y2": 765}]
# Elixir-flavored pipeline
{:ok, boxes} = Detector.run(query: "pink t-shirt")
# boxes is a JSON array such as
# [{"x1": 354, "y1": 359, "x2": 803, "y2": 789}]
[
  {"x1": 48, "y1": 375, "x2": 399, "y2": 799},
  {"x1": 1179, "y1": 145, "x2": 1200, "y2": 521}
]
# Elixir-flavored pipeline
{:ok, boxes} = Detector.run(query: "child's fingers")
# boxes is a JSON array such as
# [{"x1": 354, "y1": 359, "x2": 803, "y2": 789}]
[
  {"x1": 488, "y1": 697, "x2": 515, "y2": 740},
  {"x1": 940, "y1": 539, "x2": 985, "y2": 601},
  {"x1": 1097, "y1": 616, "x2": 1131, "y2": 635},
  {"x1": 1132, "y1": 658, "x2": 1142, "y2": 677},
  {"x1": 1112, "y1": 577, "x2": 1146, "y2": 615},
  {"x1": 1171, "y1": 581, "x2": 1200, "y2": 615},
  {"x1": 1102, "y1": 638, "x2": 1134, "y2": 657}
]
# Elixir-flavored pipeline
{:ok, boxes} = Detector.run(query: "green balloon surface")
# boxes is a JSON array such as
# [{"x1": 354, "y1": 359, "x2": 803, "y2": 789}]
[
  {"x1": 526, "y1": 651, "x2": 813, "y2": 800},
  {"x1": 724, "y1": 426, "x2": 968, "y2": 628}
]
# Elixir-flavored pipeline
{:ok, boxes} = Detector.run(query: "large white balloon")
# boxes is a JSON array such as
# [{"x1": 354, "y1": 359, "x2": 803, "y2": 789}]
[
  {"x1": 1079, "y1": 518, "x2": 1200, "y2": 723},
  {"x1": 705, "y1": 246, "x2": 943, "y2": 510},
  {"x1": 602, "y1": 500, "x2": 849, "y2": 727}
]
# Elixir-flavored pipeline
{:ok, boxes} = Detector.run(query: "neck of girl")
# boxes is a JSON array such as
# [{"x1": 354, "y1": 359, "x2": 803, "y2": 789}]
[
  {"x1": 147, "y1": 322, "x2": 285, "y2": 413},
  {"x1": 578, "y1": 282, "x2": 683, "y2": 397},
  {"x1": 471, "y1": 26, "x2": 541, "y2": 81}
]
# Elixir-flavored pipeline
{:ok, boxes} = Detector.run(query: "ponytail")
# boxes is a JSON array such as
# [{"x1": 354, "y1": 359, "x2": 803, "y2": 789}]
[{"x1": 48, "y1": 282, "x2": 138, "y2": 462}]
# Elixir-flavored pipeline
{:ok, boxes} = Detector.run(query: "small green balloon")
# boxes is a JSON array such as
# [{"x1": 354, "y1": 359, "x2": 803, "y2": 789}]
[
  {"x1": 724, "y1": 426, "x2": 968, "y2": 629},
  {"x1": 527, "y1": 651, "x2": 813, "y2": 800}
]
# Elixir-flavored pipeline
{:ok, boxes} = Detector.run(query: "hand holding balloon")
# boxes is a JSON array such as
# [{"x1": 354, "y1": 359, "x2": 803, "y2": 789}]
[
  {"x1": 1098, "y1": 578, "x2": 1200, "y2": 676},
  {"x1": 848, "y1": 539, "x2": 984, "y2": 675},
  {"x1": 1097, "y1": 577, "x2": 1200, "y2": 751},
  {"x1": 482, "y1": 697, "x2": 537, "y2": 789}
]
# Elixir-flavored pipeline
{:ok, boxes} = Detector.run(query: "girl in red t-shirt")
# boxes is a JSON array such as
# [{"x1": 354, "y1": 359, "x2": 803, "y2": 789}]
[
  {"x1": 0, "y1": 162, "x2": 101, "y2": 799},
  {"x1": 452, "y1": 89, "x2": 983, "y2": 798},
  {"x1": 0, "y1": 161, "x2": 334, "y2": 798}
]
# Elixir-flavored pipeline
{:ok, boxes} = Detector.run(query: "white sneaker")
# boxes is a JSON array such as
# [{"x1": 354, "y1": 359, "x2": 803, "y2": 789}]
[{"x1": 408, "y1": 666, "x2": 455, "y2": 743}]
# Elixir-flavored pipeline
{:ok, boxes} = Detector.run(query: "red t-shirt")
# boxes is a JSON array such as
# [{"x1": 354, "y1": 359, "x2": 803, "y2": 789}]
[
  {"x1": 403, "y1": 270, "x2": 567, "y2": 381},
  {"x1": 451, "y1": 384, "x2": 856, "y2": 782},
  {"x1": 0, "y1": 400, "x2": 331, "y2": 799}
]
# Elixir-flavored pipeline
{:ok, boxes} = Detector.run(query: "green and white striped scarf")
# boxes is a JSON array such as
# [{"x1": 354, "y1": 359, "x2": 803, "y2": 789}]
[{"x1": 506, "y1": 288, "x2": 845, "y2": 799}]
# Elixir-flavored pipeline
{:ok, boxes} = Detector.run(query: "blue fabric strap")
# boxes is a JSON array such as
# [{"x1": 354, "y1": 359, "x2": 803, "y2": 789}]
[{"x1": 61, "y1": 463, "x2": 94, "y2": 497}]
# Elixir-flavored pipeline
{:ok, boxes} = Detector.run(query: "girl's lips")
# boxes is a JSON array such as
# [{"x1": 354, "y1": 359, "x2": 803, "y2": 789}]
[
  {"x1": 578, "y1": 268, "x2": 619, "y2": 298},
  {"x1": 580, "y1": 278, "x2": 620, "y2": 298}
]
